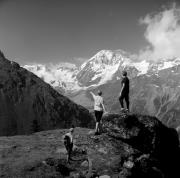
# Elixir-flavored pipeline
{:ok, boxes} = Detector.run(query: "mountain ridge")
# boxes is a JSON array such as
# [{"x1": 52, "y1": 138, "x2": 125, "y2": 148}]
[
  {"x1": 24, "y1": 49, "x2": 180, "y2": 92},
  {"x1": 0, "y1": 51, "x2": 93, "y2": 136}
]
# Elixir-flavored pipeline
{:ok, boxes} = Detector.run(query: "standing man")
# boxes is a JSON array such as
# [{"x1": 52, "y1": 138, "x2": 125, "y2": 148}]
[
  {"x1": 119, "y1": 70, "x2": 129, "y2": 111},
  {"x1": 90, "y1": 90, "x2": 107, "y2": 135}
]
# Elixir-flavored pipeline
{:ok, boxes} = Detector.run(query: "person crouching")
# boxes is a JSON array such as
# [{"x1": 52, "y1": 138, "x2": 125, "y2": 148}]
[{"x1": 63, "y1": 127, "x2": 74, "y2": 163}]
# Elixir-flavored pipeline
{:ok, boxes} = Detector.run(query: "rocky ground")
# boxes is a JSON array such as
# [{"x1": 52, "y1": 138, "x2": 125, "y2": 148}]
[{"x1": 0, "y1": 112, "x2": 180, "y2": 178}]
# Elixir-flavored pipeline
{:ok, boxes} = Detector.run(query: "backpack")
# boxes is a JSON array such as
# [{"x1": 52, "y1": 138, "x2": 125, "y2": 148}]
[{"x1": 64, "y1": 135, "x2": 72, "y2": 152}]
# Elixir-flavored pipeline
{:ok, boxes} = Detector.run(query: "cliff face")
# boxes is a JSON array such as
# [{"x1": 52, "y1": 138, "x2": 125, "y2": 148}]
[
  {"x1": 102, "y1": 113, "x2": 180, "y2": 177},
  {"x1": 0, "y1": 113, "x2": 179, "y2": 177},
  {"x1": 0, "y1": 52, "x2": 93, "y2": 136}
]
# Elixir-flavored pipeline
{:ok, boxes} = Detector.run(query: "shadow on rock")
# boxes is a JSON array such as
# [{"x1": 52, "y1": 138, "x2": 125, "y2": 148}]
[{"x1": 102, "y1": 113, "x2": 180, "y2": 178}]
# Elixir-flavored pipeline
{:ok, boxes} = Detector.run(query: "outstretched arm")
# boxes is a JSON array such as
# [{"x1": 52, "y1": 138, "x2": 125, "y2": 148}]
[{"x1": 90, "y1": 91, "x2": 95, "y2": 99}]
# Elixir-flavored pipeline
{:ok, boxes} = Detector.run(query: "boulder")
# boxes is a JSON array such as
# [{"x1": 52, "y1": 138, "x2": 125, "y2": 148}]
[{"x1": 102, "y1": 113, "x2": 180, "y2": 177}]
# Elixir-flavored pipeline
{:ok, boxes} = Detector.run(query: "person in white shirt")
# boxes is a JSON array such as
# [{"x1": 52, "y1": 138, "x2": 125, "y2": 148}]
[{"x1": 90, "y1": 90, "x2": 107, "y2": 135}]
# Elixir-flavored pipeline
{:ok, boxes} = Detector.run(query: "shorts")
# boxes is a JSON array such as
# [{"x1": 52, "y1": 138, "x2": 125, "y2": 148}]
[{"x1": 94, "y1": 110, "x2": 103, "y2": 122}]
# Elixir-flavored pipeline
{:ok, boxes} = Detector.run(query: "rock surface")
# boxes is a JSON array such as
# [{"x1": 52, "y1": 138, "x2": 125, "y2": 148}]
[
  {"x1": 0, "y1": 113, "x2": 179, "y2": 177},
  {"x1": 0, "y1": 51, "x2": 93, "y2": 136}
]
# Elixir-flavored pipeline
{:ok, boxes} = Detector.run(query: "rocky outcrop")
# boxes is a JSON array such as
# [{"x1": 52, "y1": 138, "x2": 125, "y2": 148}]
[
  {"x1": 0, "y1": 51, "x2": 93, "y2": 136},
  {"x1": 0, "y1": 113, "x2": 179, "y2": 177},
  {"x1": 102, "y1": 113, "x2": 180, "y2": 177}
]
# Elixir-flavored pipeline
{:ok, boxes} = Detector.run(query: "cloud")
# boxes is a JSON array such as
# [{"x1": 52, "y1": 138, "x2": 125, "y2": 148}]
[
  {"x1": 23, "y1": 62, "x2": 78, "y2": 87},
  {"x1": 72, "y1": 57, "x2": 88, "y2": 67},
  {"x1": 139, "y1": 3, "x2": 180, "y2": 61}
]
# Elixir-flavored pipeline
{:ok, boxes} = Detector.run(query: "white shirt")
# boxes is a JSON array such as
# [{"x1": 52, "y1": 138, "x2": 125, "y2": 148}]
[
  {"x1": 64, "y1": 132, "x2": 73, "y2": 143},
  {"x1": 92, "y1": 95, "x2": 104, "y2": 111}
]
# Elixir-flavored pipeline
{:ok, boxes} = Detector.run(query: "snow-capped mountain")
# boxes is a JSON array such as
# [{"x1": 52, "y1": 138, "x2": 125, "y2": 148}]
[
  {"x1": 77, "y1": 50, "x2": 129, "y2": 86},
  {"x1": 24, "y1": 50, "x2": 180, "y2": 92},
  {"x1": 72, "y1": 53, "x2": 180, "y2": 129},
  {"x1": 24, "y1": 63, "x2": 81, "y2": 92},
  {"x1": 23, "y1": 49, "x2": 180, "y2": 129}
]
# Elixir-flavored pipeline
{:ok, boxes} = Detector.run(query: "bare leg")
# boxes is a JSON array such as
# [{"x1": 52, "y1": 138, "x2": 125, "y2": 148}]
[{"x1": 97, "y1": 122, "x2": 100, "y2": 133}]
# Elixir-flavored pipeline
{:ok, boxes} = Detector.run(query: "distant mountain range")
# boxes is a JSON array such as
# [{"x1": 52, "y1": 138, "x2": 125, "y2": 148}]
[
  {"x1": 0, "y1": 51, "x2": 93, "y2": 136},
  {"x1": 24, "y1": 50, "x2": 180, "y2": 92},
  {"x1": 24, "y1": 50, "x2": 180, "y2": 129},
  {"x1": 24, "y1": 62, "x2": 80, "y2": 94}
]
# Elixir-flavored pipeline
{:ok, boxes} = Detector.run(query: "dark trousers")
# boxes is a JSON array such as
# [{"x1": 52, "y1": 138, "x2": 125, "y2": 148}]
[
  {"x1": 94, "y1": 110, "x2": 103, "y2": 122},
  {"x1": 64, "y1": 137, "x2": 73, "y2": 162},
  {"x1": 119, "y1": 93, "x2": 129, "y2": 110}
]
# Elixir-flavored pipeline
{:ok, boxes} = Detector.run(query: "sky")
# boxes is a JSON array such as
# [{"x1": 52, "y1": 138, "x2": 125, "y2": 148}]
[{"x1": 0, "y1": 0, "x2": 179, "y2": 65}]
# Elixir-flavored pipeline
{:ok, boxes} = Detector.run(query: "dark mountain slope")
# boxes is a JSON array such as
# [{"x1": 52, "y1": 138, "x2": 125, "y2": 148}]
[{"x1": 0, "y1": 51, "x2": 93, "y2": 136}]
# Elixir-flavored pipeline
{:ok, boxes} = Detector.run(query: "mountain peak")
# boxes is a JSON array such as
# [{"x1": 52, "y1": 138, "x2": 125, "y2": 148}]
[
  {"x1": 89, "y1": 49, "x2": 124, "y2": 66},
  {"x1": 0, "y1": 50, "x2": 10, "y2": 66},
  {"x1": 0, "y1": 50, "x2": 4, "y2": 58}
]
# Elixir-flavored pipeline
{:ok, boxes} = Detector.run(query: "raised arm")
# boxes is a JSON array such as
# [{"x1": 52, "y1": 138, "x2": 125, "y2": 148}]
[{"x1": 90, "y1": 91, "x2": 96, "y2": 99}]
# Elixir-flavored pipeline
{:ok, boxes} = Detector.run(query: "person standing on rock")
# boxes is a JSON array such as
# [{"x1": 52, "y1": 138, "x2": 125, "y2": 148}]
[
  {"x1": 90, "y1": 90, "x2": 107, "y2": 135},
  {"x1": 63, "y1": 127, "x2": 74, "y2": 163},
  {"x1": 119, "y1": 70, "x2": 130, "y2": 111}
]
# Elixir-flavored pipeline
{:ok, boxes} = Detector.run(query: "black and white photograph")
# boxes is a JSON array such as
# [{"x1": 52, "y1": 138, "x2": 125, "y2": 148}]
[{"x1": 0, "y1": 0, "x2": 180, "y2": 177}]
